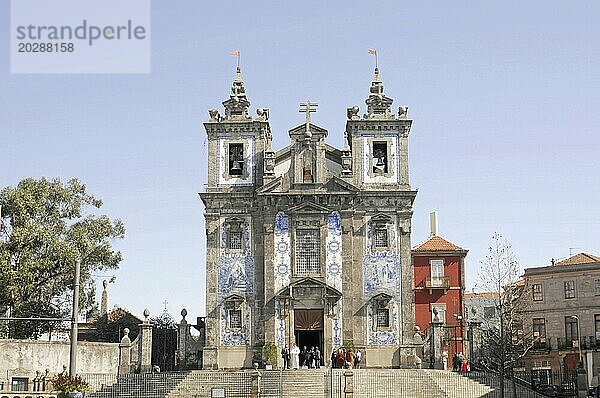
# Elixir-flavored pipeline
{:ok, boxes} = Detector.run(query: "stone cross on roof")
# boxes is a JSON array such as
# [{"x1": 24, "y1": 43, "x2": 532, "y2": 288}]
[{"x1": 299, "y1": 101, "x2": 318, "y2": 137}]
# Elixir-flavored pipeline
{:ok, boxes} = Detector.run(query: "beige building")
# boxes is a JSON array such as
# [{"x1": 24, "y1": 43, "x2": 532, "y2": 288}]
[
  {"x1": 522, "y1": 253, "x2": 600, "y2": 387},
  {"x1": 199, "y1": 67, "x2": 419, "y2": 369}
]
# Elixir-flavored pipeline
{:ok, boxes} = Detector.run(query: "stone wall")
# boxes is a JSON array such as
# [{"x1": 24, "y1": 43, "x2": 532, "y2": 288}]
[{"x1": 0, "y1": 339, "x2": 119, "y2": 376}]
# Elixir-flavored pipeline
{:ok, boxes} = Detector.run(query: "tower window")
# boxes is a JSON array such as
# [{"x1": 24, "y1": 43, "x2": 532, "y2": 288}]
[
  {"x1": 228, "y1": 230, "x2": 242, "y2": 250},
  {"x1": 228, "y1": 143, "x2": 244, "y2": 176},
  {"x1": 295, "y1": 229, "x2": 320, "y2": 275},
  {"x1": 372, "y1": 142, "x2": 388, "y2": 174},
  {"x1": 229, "y1": 309, "x2": 242, "y2": 329},
  {"x1": 373, "y1": 226, "x2": 389, "y2": 249},
  {"x1": 226, "y1": 221, "x2": 244, "y2": 251},
  {"x1": 376, "y1": 308, "x2": 390, "y2": 328}
]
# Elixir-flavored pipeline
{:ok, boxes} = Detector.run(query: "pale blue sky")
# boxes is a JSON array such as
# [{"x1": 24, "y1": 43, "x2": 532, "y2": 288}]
[{"x1": 2, "y1": 1, "x2": 599, "y2": 320}]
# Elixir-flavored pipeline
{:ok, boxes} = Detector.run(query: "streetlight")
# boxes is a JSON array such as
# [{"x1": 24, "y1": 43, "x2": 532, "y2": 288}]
[{"x1": 69, "y1": 257, "x2": 81, "y2": 377}]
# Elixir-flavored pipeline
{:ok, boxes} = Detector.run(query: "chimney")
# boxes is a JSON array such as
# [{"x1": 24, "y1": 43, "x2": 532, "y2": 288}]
[{"x1": 429, "y1": 211, "x2": 438, "y2": 237}]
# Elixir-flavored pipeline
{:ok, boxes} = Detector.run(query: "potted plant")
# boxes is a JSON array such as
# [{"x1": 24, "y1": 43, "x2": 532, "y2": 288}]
[
  {"x1": 52, "y1": 373, "x2": 89, "y2": 398},
  {"x1": 263, "y1": 341, "x2": 278, "y2": 370}
]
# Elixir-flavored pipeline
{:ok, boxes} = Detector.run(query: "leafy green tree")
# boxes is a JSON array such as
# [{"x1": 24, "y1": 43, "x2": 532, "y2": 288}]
[
  {"x1": 86, "y1": 308, "x2": 141, "y2": 343},
  {"x1": 0, "y1": 177, "x2": 125, "y2": 338}
]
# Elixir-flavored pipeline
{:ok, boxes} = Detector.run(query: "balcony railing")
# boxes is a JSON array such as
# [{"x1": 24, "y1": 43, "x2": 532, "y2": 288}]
[
  {"x1": 557, "y1": 337, "x2": 576, "y2": 350},
  {"x1": 532, "y1": 339, "x2": 550, "y2": 350},
  {"x1": 425, "y1": 276, "x2": 450, "y2": 290}
]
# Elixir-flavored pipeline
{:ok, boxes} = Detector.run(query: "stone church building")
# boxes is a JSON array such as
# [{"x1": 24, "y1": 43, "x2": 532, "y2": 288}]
[{"x1": 200, "y1": 66, "x2": 418, "y2": 369}]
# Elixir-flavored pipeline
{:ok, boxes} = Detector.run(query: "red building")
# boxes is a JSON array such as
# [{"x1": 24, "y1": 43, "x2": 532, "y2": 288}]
[{"x1": 412, "y1": 213, "x2": 468, "y2": 360}]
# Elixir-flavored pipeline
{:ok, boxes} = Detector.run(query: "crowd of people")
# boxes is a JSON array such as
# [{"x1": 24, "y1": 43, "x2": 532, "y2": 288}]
[
  {"x1": 452, "y1": 352, "x2": 470, "y2": 372},
  {"x1": 280, "y1": 344, "x2": 361, "y2": 369},
  {"x1": 331, "y1": 347, "x2": 361, "y2": 369}
]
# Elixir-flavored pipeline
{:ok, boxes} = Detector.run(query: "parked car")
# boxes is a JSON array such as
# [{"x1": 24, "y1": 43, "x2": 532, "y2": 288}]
[
  {"x1": 558, "y1": 380, "x2": 577, "y2": 396},
  {"x1": 535, "y1": 384, "x2": 558, "y2": 397}
]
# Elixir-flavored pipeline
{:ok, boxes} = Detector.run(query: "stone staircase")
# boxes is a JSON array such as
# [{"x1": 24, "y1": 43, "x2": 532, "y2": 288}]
[
  {"x1": 464, "y1": 371, "x2": 548, "y2": 398},
  {"x1": 424, "y1": 370, "x2": 493, "y2": 398},
  {"x1": 281, "y1": 369, "x2": 326, "y2": 398},
  {"x1": 85, "y1": 368, "x2": 549, "y2": 398},
  {"x1": 344, "y1": 369, "x2": 493, "y2": 398},
  {"x1": 87, "y1": 372, "x2": 188, "y2": 398}
]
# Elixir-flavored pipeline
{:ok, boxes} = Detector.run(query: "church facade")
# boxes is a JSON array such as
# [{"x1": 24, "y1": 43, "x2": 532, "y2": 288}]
[{"x1": 200, "y1": 66, "x2": 418, "y2": 369}]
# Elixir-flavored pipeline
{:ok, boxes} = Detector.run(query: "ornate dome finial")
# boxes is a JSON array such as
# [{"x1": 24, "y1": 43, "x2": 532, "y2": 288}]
[
  {"x1": 221, "y1": 54, "x2": 251, "y2": 122},
  {"x1": 364, "y1": 67, "x2": 394, "y2": 120}
]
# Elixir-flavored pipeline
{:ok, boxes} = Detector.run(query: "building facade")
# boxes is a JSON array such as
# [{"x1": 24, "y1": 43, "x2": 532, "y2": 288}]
[
  {"x1": 522, "y1": 253, "x2": 600, "y2": 388},
  {"x1": 200, "y1": 67, "x2": 419, "y2": 369},
  {"x1": 412, "y1": 213, "x2": 468, "y2": 361}
]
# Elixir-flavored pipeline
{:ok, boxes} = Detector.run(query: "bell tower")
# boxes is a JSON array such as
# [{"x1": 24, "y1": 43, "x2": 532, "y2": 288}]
[
  {"x1": 345, "y1": 67, "x2": 412, "y2": 189},
  {"x1": 204, "y1": 67, "x2": 272, "y2": 190}
]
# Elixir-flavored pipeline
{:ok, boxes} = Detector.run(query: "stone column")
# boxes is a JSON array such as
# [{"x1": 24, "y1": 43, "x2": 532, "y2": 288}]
[
  {"x1": 344, "y1": 369, "x2": 354, "y2": 398},
  {"x1": 577, "y1": 366, "x2": 587, "y2": 398},
  {"x1": 250, "y1": 368, "x2": 261, "y2": 398},
  {"x1": 138, "y1": 309, "x2": 153, "y2": 373},
  {"x1": 429, "y1": 319, "x2": 444, "y2": 370},
  {"x1": 118, "y1": 328, "x2": 132, "y2": 374},
  {"x1": 203, "y1": 213, "x2": 220, "y2": 370},
  {"x1": 178, "y1": 309, "x2": 190, "y2": 370}
]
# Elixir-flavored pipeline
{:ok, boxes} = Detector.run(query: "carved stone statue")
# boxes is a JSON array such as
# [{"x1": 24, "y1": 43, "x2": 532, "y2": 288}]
[
  {"x1": 256, "y1": 108, "x2": 270, "y2": 121},
  {"x1": 347, "y1": 106, "x2": 360, "y2": 120},
  {"x1": 398, "y1": 105, "x2": 408, "y2": 119},
  {"x1": 208, "y1": 108, "x2": 221, "y2": 122}
]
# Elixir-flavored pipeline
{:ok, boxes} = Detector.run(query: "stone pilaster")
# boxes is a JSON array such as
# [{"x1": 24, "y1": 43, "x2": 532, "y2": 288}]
[
  {"x1": 118, "y1": 328, "x2": 131, "y2": 375},
  {"x1": 138, "y1": 311, "x2": 153, "y2": 373}
]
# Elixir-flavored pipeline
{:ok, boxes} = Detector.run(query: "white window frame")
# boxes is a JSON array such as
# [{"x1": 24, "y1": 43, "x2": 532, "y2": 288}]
[
  {"x1": 430, "y1": 259, "x2": 445, "y2": 287},
  {"x1": 431, "y1": 303, "x2": 446, "y2": 324}
]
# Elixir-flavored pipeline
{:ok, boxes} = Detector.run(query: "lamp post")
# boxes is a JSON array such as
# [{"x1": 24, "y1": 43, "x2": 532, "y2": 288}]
[{"x1": 69, "y1": 257, "x2": 81, "y2": 377}]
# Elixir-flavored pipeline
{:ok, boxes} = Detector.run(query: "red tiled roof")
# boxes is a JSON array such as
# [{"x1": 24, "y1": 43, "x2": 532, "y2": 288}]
[
  {"x1": 412, "y1": 235, "x2": 466, "y2": 252},
  {"x1": 107, "y1": 307, "x2": 143, "y2": 323},
  {"x1": 464, "y1": 292, "x2": 499, "y2": 299},
  {"x1": 555, "y1": 253, "x2": 600, "y2": 266}
]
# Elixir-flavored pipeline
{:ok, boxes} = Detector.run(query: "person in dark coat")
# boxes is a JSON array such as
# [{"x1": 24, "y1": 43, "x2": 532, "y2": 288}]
[
  {"x1": 281, "y1": 346, "x2": 290, "y2": 369},
  {"x1": 301, "y1": 346, "x2": 308, "y2": 367},
  {"x1": 314, "y1": 346, "x2": 321, "y2": 368}
]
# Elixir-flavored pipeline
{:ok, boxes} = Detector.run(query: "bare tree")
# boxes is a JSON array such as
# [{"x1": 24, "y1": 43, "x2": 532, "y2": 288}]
[{"x1": 476, "y1": 233, "x2": 537, "y2": 398}]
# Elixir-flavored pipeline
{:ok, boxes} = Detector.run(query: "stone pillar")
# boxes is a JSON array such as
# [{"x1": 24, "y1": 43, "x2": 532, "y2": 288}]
[
  {"x1": 138, "y1": 309, "x2": 153, "y2": 373},
  {"x1": 250, "y1": 368, "x2": 261, "y2": 398},
  {"x1": 178, "y1": 309, "x2": 189, "y2": 370},
  {"x1": 119, "y1": 328, "x2": 132, "y2": 374},
  {"x1": 100, "y1": 280, "x2": 108, "y2": 316},
  {"x1": 577, "y1": 366, "x2": 587, "y2": 398},
  {"x1": 344, "y1": 369, "x2": 354, "y2": 398},
  {"x1": 429, "y1": 320, "x2": 444, "y2": 369}
]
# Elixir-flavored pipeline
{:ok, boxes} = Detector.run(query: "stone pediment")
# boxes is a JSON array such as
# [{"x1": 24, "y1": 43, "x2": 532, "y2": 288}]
[
  {"x1": 370, "y1": 212, "x2": 393, "y2": 222},
  {"x1": 286, "y1": 201, "x2": 331, "y2": 214},
  {"x1": 224, "y1": 293, "x2": 246, "y2": 302},
  {"x1": 370, "y1": 292, "x2": 393, "y2": 305},
  {"x1": 256, "y1": 176, "x2": 283, "y2": 194},
  {"x1": 324, "y1": 176, "x2": 360, "y2": 193},
  {"x1": 275, "y1": 277, "x2": 342, "y2": 300},
  {"x1": 288, "y1": 123, "x2": 328, "y2": 137}
]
